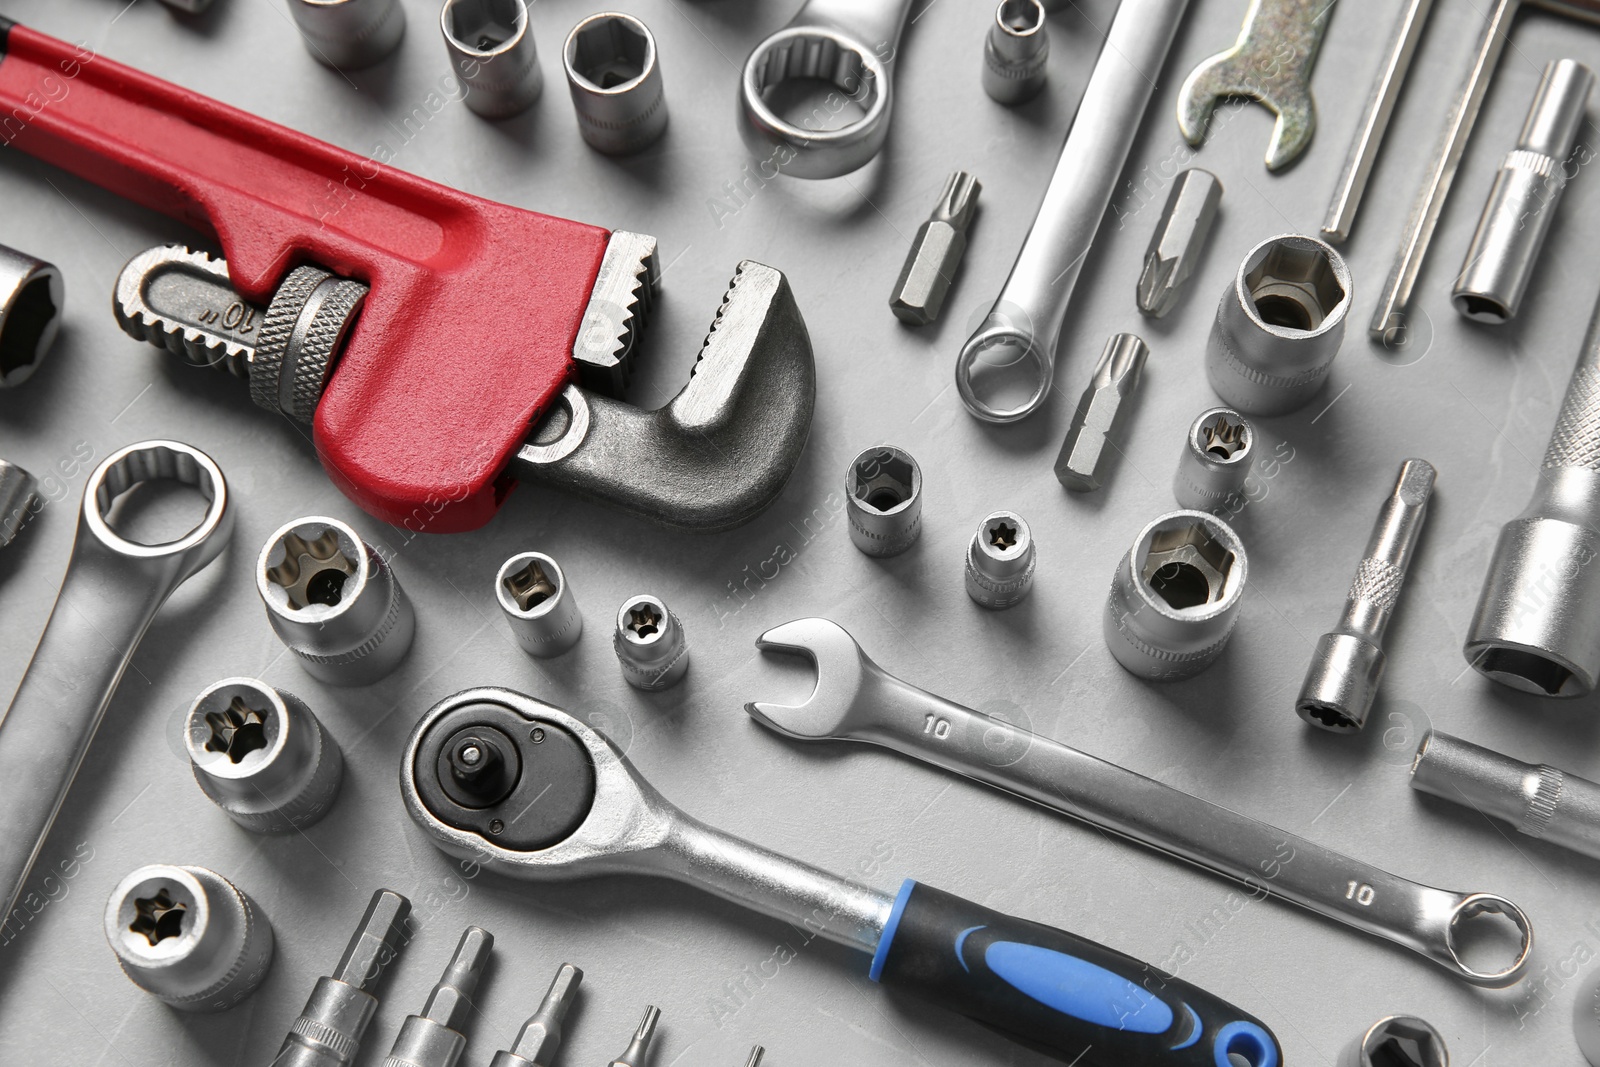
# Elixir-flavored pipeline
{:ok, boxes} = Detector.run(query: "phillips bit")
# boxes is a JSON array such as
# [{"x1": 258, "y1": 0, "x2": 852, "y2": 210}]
[
  {"x1": 1053, "y1": 333, "x2": 1148, "y2": 492},
  {"x1": 1135, "y1": 169, "x2": 1222, "y2": 319},
  {"x1": 608, "y1": 1006, "x2": 660, "y2": 1067},
  {"x1": 889, "y1": 172, "x2": 981, "y2": 326},
  {"x1": 381, "y1": 927, "x2": 494, "y2": 1067},
  {"x1": 488, "y1": 963, "x2": 583, "y2": 1067}
]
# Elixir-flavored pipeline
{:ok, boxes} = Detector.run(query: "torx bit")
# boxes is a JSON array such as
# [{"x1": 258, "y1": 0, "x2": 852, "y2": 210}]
[
  {"x1": 488, "y1": 963, "x2": 583, "y2": 1067},
  {"x1": 1136, "y1": 169, "x2": 1222, "y2": 319},
  {"x1": 608, "y1": 1006, "x2": 661, "y2": 1067},
  {"x1": 1053, "y1": 333, "x2": 1148, "y2": 492},
  {"x1": 1297, "y1": 459, "x2": 1435, "y2": 733},
  {"x1": 273, "y1": 889, "x2": 412, "y2": 1067},
  {"x1": 889, "y1": 172, "x2": 981, "y2": 326},
  {"x1": 381, "y1": 926, "x2": 494, "y2": 1067}
]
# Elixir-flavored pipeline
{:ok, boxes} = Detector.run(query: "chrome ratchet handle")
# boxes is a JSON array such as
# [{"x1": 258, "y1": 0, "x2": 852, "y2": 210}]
[{"x1": 0, "y1": 442, "x2": 232, "y2": 933}]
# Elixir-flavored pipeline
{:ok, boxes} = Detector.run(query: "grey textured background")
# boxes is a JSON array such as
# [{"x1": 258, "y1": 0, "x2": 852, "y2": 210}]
[{"x1": 1, "y1": 0, "x2": 1599, "y2": 1063}]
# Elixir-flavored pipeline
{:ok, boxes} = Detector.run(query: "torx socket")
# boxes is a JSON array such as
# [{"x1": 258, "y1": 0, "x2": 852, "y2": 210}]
[
  {"x1": 381, "y1": 927, "x2": 493, "y2": 1067},
  {"x1": 1412, "y1": 730, "x2": 1600, "y2": 862},
  {"x1": 1104, "y1": 510, "x2": 1247, "y2": 680},
  {"x1": 272, "y1": 889, "x2": 412, "y2": 1067},
  {"x1": 563, "y1": 13, "x2": 668, "y2": 154},
  {"x1": 288, "y1": 0, "x2": 406, "y2": 70},
  {"x1": 496, "y1": 552, "x2": 583, "y2": 658},
  {"x1": 982, "y1": 0, "x2": 1049, "y2": 105},
  {"x1": 1137, "y1": 169, "x2": 1222, "y2": 319},
  {"x1": 846, "y1": 445, "x2": 923, "y2": 557},
  {"x1": 104, "y1": 864, "x2": 274, "y2": 1012},
  {"x1": 1341, "y1": 1016, "x2": 1448, "y2": 1067},
  {"x1": 1206, "y1": 234, "x2": 1352, "y2": 416},
  {"x1": 0, "y1": 242, "x2": 62, "y2": 387},
  {"x1": 0, "y1": 458, "x2": 38, "y2": 547},
  {"x1": 443, "y1": 0, "x2": 543, "y2": 120},
  {"x1": 489, "y1": 963, "x2": 583, "y2": 1067},
  {"x1": 966, "y1": 510, "x2": 1036, "y2": 609},
  {"x1": 1298, "y1": 459, "x2": 1435, "y2": 733},
  {"x1": 1466, "y1": 294, "x2": 1600, "y2": 697},
  {"x1": 614, "y1": 594, "x2": 689, "y2": 690},
  {"x1": 1453, "y1": 59, "x2": 1594, "y2": 325},
  {"x1": 185, "y1": 678, "x2": 344, "y2": 833},
  {"x1": 1055, "y1": 333, "x2": 1148, "y2": 493},
  {"x1": 890, "y1": 172, "x2": 981, "y2": 327},
  {"x1": 258, "y1": 516, "x2": 416, "y2": 686},
  {"x1": 608, "y1": 1006, "x2": 661, "y2": 1067},
  {"x1": 1173, "y1": 407, "x2": 1253, "y2": 513}
]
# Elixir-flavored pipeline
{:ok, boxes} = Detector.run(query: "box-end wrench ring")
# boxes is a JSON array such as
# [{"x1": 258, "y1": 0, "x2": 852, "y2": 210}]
[
  {"x1": 0, "y1": 441, "x2": 232, "y2": 933},
  {"x1": 747, "y1": 618, "x2": 1533, "y2": 987},
  {"x1": 740, "y1": 0, "x2": 915, "y2": 180}
]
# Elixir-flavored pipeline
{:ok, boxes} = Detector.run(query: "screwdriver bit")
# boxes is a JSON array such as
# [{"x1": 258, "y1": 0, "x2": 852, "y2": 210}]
[
  {"x1": 488, "y1": 963, "x2": 583, "y2": 1067},
  {"x1": 272, "y1": 889, "x2": 412, "y2": 1067},
  {"x1": 743, "y1": 1049, "x2": 765, "y2": 1067},
  {"x1": 889, "y1": 172, "x2": 981, "y2": 326},
  {"x1": 1136, "y1": 169, "x2": 1222, "y2": 319},
  {"x1": 1053, "y1": 333, "x2": 1148, "y2": 492},
  {"x1": 608, "y1": 1006, "x2": 661, "y2": 1067},
  {"x1": 381, "y1": 926, "x2": 494, "y2": 1067}
]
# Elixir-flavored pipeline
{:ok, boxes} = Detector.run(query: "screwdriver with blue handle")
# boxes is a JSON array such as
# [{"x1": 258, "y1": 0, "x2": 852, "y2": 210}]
[{"x1": 401, "y1": 688, "x2": 1283, "y2": 1067}]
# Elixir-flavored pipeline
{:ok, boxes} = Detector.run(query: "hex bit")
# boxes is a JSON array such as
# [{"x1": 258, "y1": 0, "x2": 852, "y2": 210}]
[
  {"x1": 889, "y1": 172, "x2": 981, "y2": 326},
  {"x1": 607, "y1": 1006, "x2": 660, "y2": 1067},
  {"x1": 1136, "y1": 169, "x2": 1222, "y2": 318},
  {"x1": 489, "y1": 963, "x2": 582, "y2": 1067},
  {"x1": 1053, "y1": 333, "x2": 1148, "y2": 492},
  {"x1": 381, "y1": 927, "x2": 494, "y2": 1067},
  {"x1": 1298, "y1": 459, "x2": 1435, "y2": 732}
]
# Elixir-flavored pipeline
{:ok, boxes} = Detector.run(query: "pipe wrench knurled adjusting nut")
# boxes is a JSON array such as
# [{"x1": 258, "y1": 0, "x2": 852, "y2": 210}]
[
  {"x1": 288, "y1": 0, "x2": 407, "y2": 70},
  {"x1": 1298, "y1": 459, "x2": 1435, "y2": 733},
  {"x1": 0, "y1": 457, "x2": 40, "y2": 548},
  {"x1": 442, "y1": 0, "x2": 543, "y2": 120},
  {"x1": 966, "y1": 511, "x2": 1035, "y2": 609},
  {"x1": 1343, "y1": 1016, "x2": 1447, "y2": 1067},
  {"x1": 1453, "y1": 58, "x2": 1596, "y2": 325},
  {"x1": 185, "y1": 677, "x2": 345, "y2": 832},
  {"x1": 257, "y1": 516, "x2": 415, "y2": 686},
  {"x1": 563, "y1": 13, "x2": 668, "y2": 155},
  {"x1": 488, "y1": 962, "x2": 583, "y2": 1067},
  {"x1": 982, "y1": 0, "x2": 1048, "y2": 106},
  {"x1": 104, "y1": 864, "x2": 274, "y2": 1011},
  {"x1": 1055, "y1": 333, "x2": 1148, "y2": 492},
  {"x1": 1206, "y1": 234, "x2": 1352, "y2": 417},
  {"x1": 497, "y1": 552, "x2": 582, "y2": 658},
  {"x1": 1173, "y1": 407, "x2": 1253, "y2": 512},
  {"x1": 1104, "y1": 510, "x2": 1247, "y2": 680},
  {"x1": 614, "y1": 594, "x2": 688, "y2": 690},
  {"x1": 0, "y1": 241, "x2": 63, "y2": 387},
  {"x1": 847, "y1": 445, "x2": 923, "y2": 557},
  {"x1": 380, "y1": 926, "x2": 494, "y2": 1067}
]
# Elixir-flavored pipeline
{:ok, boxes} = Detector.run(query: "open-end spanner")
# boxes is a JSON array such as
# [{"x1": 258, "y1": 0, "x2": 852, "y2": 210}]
[
  {"x1": 0, "y1": 441, "x2": 233, "y2": 945},
  {"x1": 401, "y1": 687, "x2": 1282, "y2": 1067},
  {"x1": 746, "y1": 618, "x2": 1533, "y2": 988},
  {"x1": 0, "y1": 20, "x2": 814, "y2": 534}
]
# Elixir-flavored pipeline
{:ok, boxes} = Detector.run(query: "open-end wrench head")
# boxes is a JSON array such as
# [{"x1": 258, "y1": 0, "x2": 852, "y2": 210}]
[{"x1": 747, "y1": 618, "x2": 875, "y2": 739}]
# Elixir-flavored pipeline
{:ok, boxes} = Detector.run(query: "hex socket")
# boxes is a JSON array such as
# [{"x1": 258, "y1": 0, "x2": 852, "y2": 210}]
[
  {"x1": 1172, "y1": 407, "x2": 1253, "y2": 512},
  {"x1": 1104, "y1": 510, "x2": 1248, "y2": 680},
  {"x1": 966, "y1": 510, "x2": 1036, "y2": 609},
  {"x1": 846, "y1": 445, "x2": 923, "y2": 557},
  {"x1": 185, "y1": 678, "x2": 344, "y2": 833},
  {"x1": 614, "y1": 594, "x2": 688, "y2": 690},
  {"x1": 288, "y1": 0, "x2": 406, "y2": 70},
  {"x1": 0, "y1": 242, "x2": 63, "y2": 388},
  {"x1": 982, "y1": 0, "x2": 1049, "y2": 105},
  {"x1": 563, "y1": 13, "x2": 668, "y2": 154},
  {"x1": 1206, "y1": 234, "x2": 1352, "y2": 416},
  {"x1": 1341, "y1": 1016, "x2": 1447, "y2": 1067},
  {"x1": 496, "y1": 552, "x2": 583, "y2": 657},
  {"x1": 442, "y1": 0, "x2": 543, "y2": 119}
]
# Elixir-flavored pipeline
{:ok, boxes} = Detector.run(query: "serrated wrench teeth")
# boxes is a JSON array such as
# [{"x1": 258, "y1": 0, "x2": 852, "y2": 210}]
[{"x1": 1176, "y1": 0, "x2": 1336, "y2": 171}]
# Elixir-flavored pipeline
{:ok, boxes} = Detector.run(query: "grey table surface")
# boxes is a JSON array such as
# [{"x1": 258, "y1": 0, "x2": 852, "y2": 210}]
[{"x1": 2, "y1": 0, "x2": 1599, "y2": 1063}]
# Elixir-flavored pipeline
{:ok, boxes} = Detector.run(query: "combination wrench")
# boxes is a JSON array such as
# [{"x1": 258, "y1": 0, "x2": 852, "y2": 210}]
[
  {"x1": 746, "y1": 619, "x2": 1532, "y2": 987},
  {"x1": 401, "y1": 688, "x2": 1282, "y2": 1067},
  {"x1": 0, "y1": 441, "x2": 233, "y2": 937}
]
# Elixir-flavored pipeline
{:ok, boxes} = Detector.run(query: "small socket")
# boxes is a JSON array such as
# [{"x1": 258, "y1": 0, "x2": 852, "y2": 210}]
[
  {"x1": 185, "y1": 678, "x2": 344, "y2": 833},
  {"x1": 496, "y1": 552, "x2": 583, "y2": 658},
  {"x1": 0, "y1": 242, "x2": 63, "y2": 388},
  {"x1": 104, "y1": 864, "x2": 274, "y2": 1012},
  {"x1": 966, "y1": 511, "x2": 1036, "y2": 609},
  {"x1": 982, "y1": 0, "x2": 1049, "y2": 105},
  {"x1": 846, "y1": 445, "x2": 923, "y2": 557},
  {"x1": 614, "y1": 594, "x2": 689, "y2": 690},
  {"x1": 257, "y1": 516, "x2": 416, "y2": 686},
  {"x1": 563, "y1": 13, "x2": 668, "y2": 154},
  {"x1": 287, "y1": 0, "x2": 406, "y2": 70},
  {"x1": 442, "y1": 0, "x2": 543, "y2": 119},
  {"x1": 1173, "y1": 407, "x2": 1253, "y2": 512},
  {"x1": 1341, "y1": 1016, "x2": 1447, "y2": 1067},
  {"x1": 0, "y1": 458, "x2": 39, "y2": 548}
]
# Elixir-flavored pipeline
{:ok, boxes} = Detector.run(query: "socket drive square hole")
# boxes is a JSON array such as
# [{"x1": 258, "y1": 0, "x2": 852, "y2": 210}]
[
  {"x1": 999, "y1": 0, "x2": 1044, "y2": 33},
  {"x1": 852, "y1": 452, "x2": 915, "y2": 513},
  {"x1": 504, "y1": 558, "x2": 558, "y2": 611},
  {"x1": 447, "y1": 0, "x2": 522, "y2": 52},
  {"x1": 572, "y1": 15, "x2": 650, "y2": 89},
  {"x1": 1142, "y1": 523, "x2": 1234, "y2": 611},
  {"x1": 266, "y1": 528, "x2": 357, "y2": 610},
  {"x1": 1245, "y1": 241, "x2": 1345, "y2": 332}
]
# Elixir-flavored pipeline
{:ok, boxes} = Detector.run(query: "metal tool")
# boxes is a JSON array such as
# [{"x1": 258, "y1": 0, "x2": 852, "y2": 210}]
[
  {"x1": 0, "y1": 241, "x2": 62, "y2": 387},
  {"x1": 380, "y1": 927, "x2": 493, "y2": 1067},
  {"x1": 442, "y1": 0, "x2": 543, "y2": 119},
  {"x1": 747, "y1": 618, "x2": 1534, "y2": 987},
  {"x1": 614, "y1": 594, "x2": 689, "y2": 690},
  {"x1": 739, "y1": 0, "x2": 916, "y2": 179},
  {"x1": 1176, "y1": 0, "x2": 1335, "y2": 171},
  {"x1": 1054, "y1": 333, "x2": 1148, "y2": 492},
  {"x1": 257, "y1": 516, "x2": 415, "y2": 686},
  {"x1": 1321, "y1": 0, "x2": 1436, "y2": 242},
  {"x1": 1465, "y1": 293, "x2": 1600, "y2": 697},
  {"x1": 1452, "y1": 58, "x2": 1594, "y2": 324},
  {"x1": 185, "y1": 677, "x2": 345, "y2": 832},
  {"x1": 564, "y1": 13, "x2": 668, "y2": 154},
  {"x1": 104, "y1": 864, "x2": 273, "y2": 1011},
  {"x1": 965, "y1": 510, "x2": 1035, "y2": 609},
  {"x1": 846, "y1": 445, "x2": 922, "y2": 557},
  {"x1": 287, "y1": 0, "x2": 406, "y2": 69},
  {"x1": 1173, "y1": 407, "x2": 1253, "y2": 513},
  {"x1": 955, "y1": 0, "x2": 1190, "y2": 423},
  {"x1": 2, "y1": 23, "x2": 814, "y2": 534},
  {"x1": 0, "y1": 441, "x2": 232, "y2": 936},
  {"x1": 889, "y1": 172, "x2": 981, "y2": 327},
  {"x1": 497, "y1": 552, "x2": 583, "y2": 658},
  {"x1": 607, "y1": 1007, "x2": 661, "y2": 1067},
  {"x1": 1298, "y1": 460, "x2": 1435, "y2": 733},
  {"x1": 489, "y1": 962, "x2": 582, "y2": 1067},
  {"x1": 402, "y1": 687, "x2": 1282, "y2": 1064},
  {"x1": 1577, "y1": 967, "x2": 1600, "y2": 1066},
  {"x1": 0, "y1": 457, "x2": 38, "y2": 548},
  {"x1": 982, "y1": 0, "x2": 1049, "y2": 105},
  {"x1": 1207, "y1": 233, "x2": 1351, "y2": 416},
  {"x1": 1342, "y1": 1016, "x2": 1447, "y2": 1067},
  {"x1": 1137, "y1": 169, "x2": 1222, "y2": 319},
  {"x1": 271, "y1": 889, "x2": 412, "y2": 1067},
  {"x1": 742, "y1": 1049, "x2": 764, "y2": 1067}
]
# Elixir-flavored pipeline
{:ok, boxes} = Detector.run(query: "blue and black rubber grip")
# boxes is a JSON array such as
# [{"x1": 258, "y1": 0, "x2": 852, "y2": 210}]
[{"x1": 869, "y1": 880, "x2": 1280, "y2": 1067}]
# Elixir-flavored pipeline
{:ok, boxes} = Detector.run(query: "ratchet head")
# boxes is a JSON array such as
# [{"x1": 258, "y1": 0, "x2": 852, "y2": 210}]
[{"x1": 747, "y1": 618, "x2": 878, "y2": 739}]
